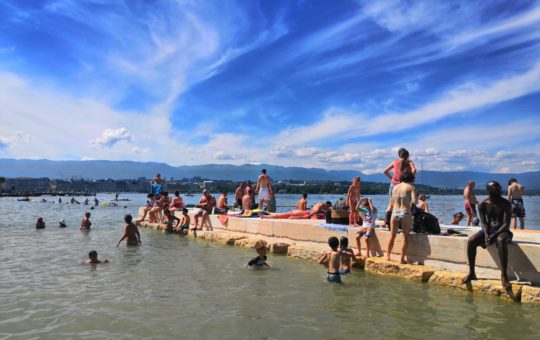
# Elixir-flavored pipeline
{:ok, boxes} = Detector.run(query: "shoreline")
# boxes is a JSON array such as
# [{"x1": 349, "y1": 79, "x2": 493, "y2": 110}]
[{"x1": 136, "y1": 208, "x2": 540, "y2": 304}]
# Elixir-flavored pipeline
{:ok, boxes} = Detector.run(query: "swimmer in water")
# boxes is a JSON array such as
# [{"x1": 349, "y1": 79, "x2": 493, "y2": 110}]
[
  {"x1": 319, "y1": 236, "x2": 342, "y2": 283},
  {"x1": 116, "y1": 214, "x2": 142, "y2": 247},
  {"x1": 36, "y1": 217, "x2": 45, "y2": 229},
  {"x1": 248, "y1": 240, "x2": 270, "y2": 268},
  {"x1": 339, "y1": 236, "x2": 356, "y2": 275},
  {"x1": 162, "y1": 208, "x2": 180, "y2": 233},
  {"x1": 80, "y1": 212, "x2": 92, "y2": 232},
  {"x1": 84, "y1": 250, "x2": 109, "y2": 264},
  {"x1": 58, "y1": 219, "x2": 67, "y2": 228}
]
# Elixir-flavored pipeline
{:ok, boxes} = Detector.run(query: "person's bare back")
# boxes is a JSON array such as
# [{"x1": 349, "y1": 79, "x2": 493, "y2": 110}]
[
  {"x1": 117, "y1": 215, "x2": 141, "y2": 247},
  {"x1": 508, "y1": 182, "x2": 525, "y2": 199}
]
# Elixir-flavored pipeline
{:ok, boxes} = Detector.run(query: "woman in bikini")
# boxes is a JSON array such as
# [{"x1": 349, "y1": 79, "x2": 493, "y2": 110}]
[
  {"x1": 169, "y1": 190, "x2": 184, "y2": 212},
  {"x1": 383, "y1": 148, "x2": 416, "y2": 226},
  {"x1": 386, "y1": 171, "x2": 417, "y2": 264},
  {"x1": 346, "y1": 176, "x2": 361, "y2": 225}
]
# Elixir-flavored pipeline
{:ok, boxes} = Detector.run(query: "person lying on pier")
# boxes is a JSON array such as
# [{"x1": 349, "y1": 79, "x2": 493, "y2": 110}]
[
  {"x1": 248, "y1": 240, "x2": 270, "y2": 268},
  {"x1": 117, "y1": 214, "x2": 142, "y2": 247},
  {"x1": 461, "y1": 181, "x2": 514, "y2": 295},
  {"x1": 356, "y1": 197, "x2": 377, "y2": 257},
  {"x1": 80, "y1": 212, "x2": 92, "y2": 232},
  {"x1": 339, "y1": 236, "x2": 356, "y2": 274},
  {"x1": 36, "y1": 217, "x2": 45, "y2": 229},
  {"x1": 173, "y1": 208, "x2": 191, "y2": 234},
  {"x1": 258, "y1": 201, "x2": 332, "y2": 219},
  {"x1": 319, "y1": 237, "x2": 342, "y2": 283},
  {"x1": 297, "y1": 193, "x2": 308, "y2": 210},
  {"x1": 162, "y1": 208, "x2": 180, "y2": 233},
  {"x1": 83, "y1": 250, "x2": 108, "y2": 265}
]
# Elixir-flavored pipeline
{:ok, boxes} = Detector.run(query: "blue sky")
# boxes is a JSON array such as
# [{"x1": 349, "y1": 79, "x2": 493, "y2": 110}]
[{"x1": 1, "y1": 0, "x2": 540, "y2": 174}]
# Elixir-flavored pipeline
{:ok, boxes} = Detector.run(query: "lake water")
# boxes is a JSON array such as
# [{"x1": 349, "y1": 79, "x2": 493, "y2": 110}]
[{"x1": 1, "y1": 194, "x2": 540, "y2": 339}]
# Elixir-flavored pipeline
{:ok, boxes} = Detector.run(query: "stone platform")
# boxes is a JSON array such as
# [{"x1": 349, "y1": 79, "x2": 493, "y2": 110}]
[{"x1": 137, "y1": 208, "x2": 540, "y2": 304}]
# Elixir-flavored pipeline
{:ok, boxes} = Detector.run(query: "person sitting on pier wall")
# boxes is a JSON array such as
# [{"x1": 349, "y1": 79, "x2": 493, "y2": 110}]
[
  {"x1": 417, "y1": 195, "x2": 429, "y2": 213},
  {"x1": 450, "y1": 212, "x2": 464, "y2": 225},
  {"x1": 297, "y1": 193, "x2": 308, "y2": 210},
  {"x1": 216, "y1": 191, "x2": 229, "y2": 213},
  {"x1": 168, "y1": 190, "x2": 184, "y2": 212},
  {"x1": 386, "y1": 171, "x2": 417, "y2": 264},
  {"x1": 148, "y1": 193, "x2": 166, "y2": 223},
  {"x1": 193, "y1": 189, "x2": 215, "y2": 230},
  {"x1": 259, "y1": 201, "x2": 331, "y2": 219},
  {"x1": 138, "y1": 193, "x2": 155, "y2": 222},
  {"x1": 151, "y1": 173, "x2": 165, "y2": 196},
  {"x1": 461, "y1": 181, "x2": 514, "y2": 293},
  {"x1": 346, "y1": 176, "x2": 361, "y2": 226}
]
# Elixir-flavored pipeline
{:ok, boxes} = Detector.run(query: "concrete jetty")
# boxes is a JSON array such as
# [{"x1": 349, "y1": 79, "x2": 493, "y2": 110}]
[{"x1": 137, "y1": 208, "x2": 540, "y2": 304}]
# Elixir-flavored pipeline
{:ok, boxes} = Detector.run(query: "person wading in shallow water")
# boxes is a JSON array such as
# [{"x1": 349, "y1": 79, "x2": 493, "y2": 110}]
[{"x1": 461, "y1": 181, "x2": 515, "y2": 299}]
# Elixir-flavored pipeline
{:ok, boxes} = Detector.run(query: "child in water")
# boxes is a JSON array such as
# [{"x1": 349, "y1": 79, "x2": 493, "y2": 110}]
[
  {"x1": 173, "y1": 208, "x2": 191, "y2": 234},
  {"x1": 355, "y1": 197, "x2": 377, "y2": 257},
  {"x1": 117, "y1": 214, "x2": 142, "y2": 247},
  {"x1": 248, "y1": 240, "x2": 270, "y2": 268},
  {"x1": 318, "y1": 237, "x2": 342, "y2": 283},
  {"x1": 162, "y1": 208, "x2": 180, "y2": 233},
  {"x1": 58, "y1": 219, "x2": 67, "y2": 228},
  {"x1": 339, "y1": 237, "x2": 356, "y2": 275},
  {"x1": 84, "y1": 250, "x2": 109, "y2": 264},
  {"x1": 36, "y1": 217, "x2": 45, "y2": 229},
  {"x1": 80, "y1": 212, "x2": 92, "y2": 232}
]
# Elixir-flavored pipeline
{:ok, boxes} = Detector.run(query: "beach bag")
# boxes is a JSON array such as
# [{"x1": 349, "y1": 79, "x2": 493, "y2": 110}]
[{"x1": 413, "y1": 211, "x2": 441, "y2": 234}]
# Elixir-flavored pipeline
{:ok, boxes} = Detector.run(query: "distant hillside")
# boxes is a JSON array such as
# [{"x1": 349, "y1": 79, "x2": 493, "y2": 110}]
[{"x1": 0, "y1": 158, "x2": 538, "y2": 189}]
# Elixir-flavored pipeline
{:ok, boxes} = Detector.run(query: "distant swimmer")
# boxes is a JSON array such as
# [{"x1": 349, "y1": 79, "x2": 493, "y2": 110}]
[
  {"x1": 346, "y1": 176, "x2": 361, "y2": 226},
  {"x1": 507, "y1": 178, "x2": 526, "y2": 230},
  {"x1": 84, "y1": 198, "x2": 89, "y2": 205},
  {"x1": 248, "y1": 240, "x2": 270, "y2": 268},
  {"x1": 94, "y1": 197, "x2": 99, "y2": 206},
  {"x1": 36, "y1": 217, "x2": 45, "y2": 229},
  {"x1": 117, "y1": 214, "x2": 142, "y2": 246},
  {"x1": 83, "y1": 250, "x2": 109, "y2": 265},
  {"x1": 463, "y1": 181, "x2": 479, "y2": 226},
  {"x1": 58, "y1": 197, "x2": 62, "y2": 204},
  {"x1": 461, "y1": 181, "x2": 515, "y2": 298},
  {"x1": 40, "y1": 199, "x2": 47, "y2": 203},
  {"x1": 58, "y1": 219, "x2": 67, "y2": 228},
  {"x1": 80, "y1": 212, "x2": 92, "y2": 232},
  {"x1": 319, "y1": 237, "x2": 342, "y2": 283},
  {"x1": 255, "y1": 169, "x2": 273, "y2": 210},
  {"x1": 297, "y1": 193, "x2": 308, "y2": 210}
]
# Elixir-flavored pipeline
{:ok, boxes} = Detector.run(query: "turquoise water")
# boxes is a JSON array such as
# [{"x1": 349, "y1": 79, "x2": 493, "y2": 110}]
[{"x1": 1, "y1": 196, "x2": 540, "y2": 339}]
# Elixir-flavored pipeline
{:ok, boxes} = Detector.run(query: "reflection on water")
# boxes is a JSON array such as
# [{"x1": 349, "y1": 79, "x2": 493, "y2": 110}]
[{"x1": 1, "y1": 195, "x2": 540, "y2": 338}]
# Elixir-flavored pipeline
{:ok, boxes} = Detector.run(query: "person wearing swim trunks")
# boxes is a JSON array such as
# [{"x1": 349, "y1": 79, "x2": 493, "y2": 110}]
[
  {"x1": 463, "y1": 181, "x2": 479, "y2": 226},
  {"x1": 81, "y1": 212, "x2": 92, "y2": 232},
  {"x1": 297, "y1": 193, "x2": 308, "y2": 210},
  {"x1": 319, "y1": 237, "x2": 342, "y2": 283},
  {"x1": 36, "y1": 217, "x2": 45, "y2": 229},
  {"x1": 162, "y1": 208, "x2": 180, "y2": 233},
  {"x1": 248, "y1": 240, "x2": 270, "y2": 268},
  {"x1": 234, "y1": 182, "x2": 244, "y2": 208},
  {"x1": 173, "y1": 208, "x2": 191, "y2": 234},
  {"x1": 339, "y1": 236, "x2": 356, "y2": 275},
  {"x1": 256, "y1": 169, "x2": 273, "y2": 210},
  {"x1": 461, "y1": 181, "x2": 515, "y2": 297},
  {"x1": 355, "y1": 197, "x2": 377, "y2": 257},
  {"x1": 346, "y1": 176, "x2": 362, "y2": 226},
  {"x1": 386, "y1": 171, "x2": 417, "y2": 264},
  {"x1": 117, "y1": 214, "x2": 142, "y2": 247},
  {"x1": 507, "y1": 178, "x2": 526, "y2": 230}
]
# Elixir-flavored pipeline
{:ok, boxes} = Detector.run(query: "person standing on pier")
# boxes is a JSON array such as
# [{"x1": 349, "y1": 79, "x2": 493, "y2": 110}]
[
  {"x1": 255, "y1": 169, "x2": 273, "y2": 210},
  {"x1": 383, "y1": 148, "x2": 416, "y2": 226},
  {"x1": 234, "y1": 182, "x2": 244, "y2": 208},
  {"x1": 507, "y1": 178, "x2": 526, "y2": 230},
  {"x1": 461, "y1": 181, "x2": 514, "y2": 295},
  {"x1": 464, "y1": 181, "x2": 479, "y2": 226},
  {"x1": 346, "y1": 176, "x2": 361, "y2": 225}
]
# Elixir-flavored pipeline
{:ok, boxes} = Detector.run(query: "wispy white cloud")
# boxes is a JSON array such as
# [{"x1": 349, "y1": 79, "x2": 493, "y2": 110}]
[{"x1": 91, "y1": 127, "x2": 132, "y2": 148}]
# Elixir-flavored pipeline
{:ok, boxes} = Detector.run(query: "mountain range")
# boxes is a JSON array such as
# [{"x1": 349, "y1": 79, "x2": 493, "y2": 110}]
[{"x1": 0, "y1": 158, "x2": 539, "y2": 189}]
